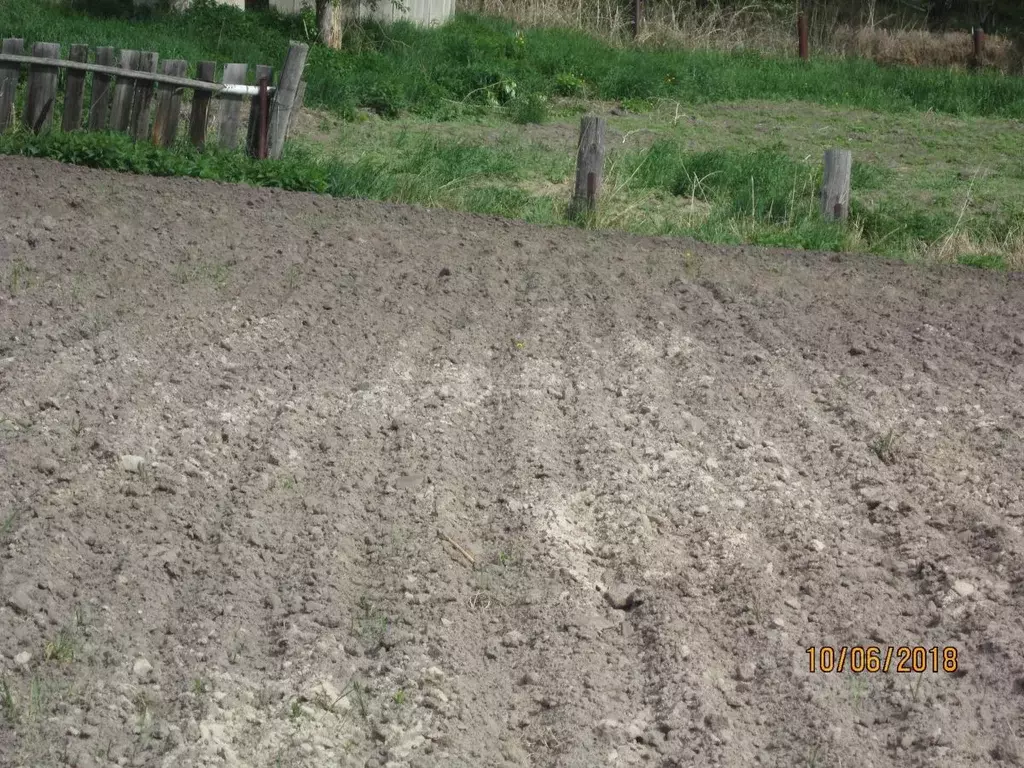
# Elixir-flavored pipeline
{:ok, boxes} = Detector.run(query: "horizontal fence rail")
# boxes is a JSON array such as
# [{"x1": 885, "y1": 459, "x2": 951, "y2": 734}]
[
  {"x1": 0, "y1": 53, "x2": 278, "y2": 96},
  {"x1": 0, "y1": 39, "x2": 308, "y2": 160}
]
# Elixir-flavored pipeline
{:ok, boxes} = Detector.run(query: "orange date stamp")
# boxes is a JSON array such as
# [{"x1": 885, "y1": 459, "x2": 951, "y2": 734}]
[{"x1": 806, "y1": 646, "x2": 959, "y2": 674}]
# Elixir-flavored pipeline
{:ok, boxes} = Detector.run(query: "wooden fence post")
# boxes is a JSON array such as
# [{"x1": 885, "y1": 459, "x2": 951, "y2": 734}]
[
  {"x1": 87, "y1": 47, "x2": 115, "y2": 131},
  {"x1": 287, "y1": 79, "x2": 306, "y2": 136},
  {"x1": 798, "y1": 12, "x2": 809, "y2": 61},
  {"x1": 152, "y1": 59, "x2": 188, "y2": 148},
  {"x1": 0, "y1": 38, "x2": 24, "y2": 134},
  {"x1": 821, "y1": 149, "x2": 852, "y2": 221},
  {"x1": 110, "y1": 49, "x2": 140, "y2": 133},
  {"x1": 188, "y1": 61, "x2": 216, "y2": 150},
  {"x1": 569, "y1": 115, "x2": 606, "y2": 222},
  {"x1": 268, "y1": 42, "x2": 309, "y2": 160},
  {"x1": 129, "y1": 51, "x2": 160, "y2": 142},
  {"x1": 61, "y1": 44, "x2": 89, "y2": 132},
  {"x1": 217, "y1": 63, "x2": 248, "y2": 149},
  {"x1": 632, "y1": 0, "x2": 642, "y2": 39},
  {"x1": 24, "y1": 42, "x2": 61, "y2": 133}
]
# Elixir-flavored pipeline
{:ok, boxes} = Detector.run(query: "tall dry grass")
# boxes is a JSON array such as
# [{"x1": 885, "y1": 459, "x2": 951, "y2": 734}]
[{"x1": 460, "y1": 0, "x2": 1023, "y2": 73}]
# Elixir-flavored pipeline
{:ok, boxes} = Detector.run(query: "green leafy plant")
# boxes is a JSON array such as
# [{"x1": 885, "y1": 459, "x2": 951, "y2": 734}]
[{"x1": 554, "y1": 71, "x2": 586, "y2": 97}]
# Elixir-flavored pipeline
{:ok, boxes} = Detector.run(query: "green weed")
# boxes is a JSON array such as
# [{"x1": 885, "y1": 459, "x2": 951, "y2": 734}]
[
  {"x1": 353, "y1": 596, "x2": 389, "y2": 651},
  {"x1": 0, "y1": 677, "x2": 17, "y2": 723},
  {"x1": 870, "y1": 428, "x2": 902, "y2": 465},
  {"x1": 43, "y1": 627, "x2": 78, "y2": 663}
]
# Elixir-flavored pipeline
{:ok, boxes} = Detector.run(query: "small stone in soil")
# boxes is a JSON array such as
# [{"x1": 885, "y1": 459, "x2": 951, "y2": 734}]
[{"x1": 604, "y1": 584, "x2": 643, "y2": 611}]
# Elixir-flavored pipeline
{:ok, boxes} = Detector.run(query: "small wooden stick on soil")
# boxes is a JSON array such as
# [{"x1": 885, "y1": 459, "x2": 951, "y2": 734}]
[{"x1": 438, "y1": 529, "x2": 475, "y2": 567}]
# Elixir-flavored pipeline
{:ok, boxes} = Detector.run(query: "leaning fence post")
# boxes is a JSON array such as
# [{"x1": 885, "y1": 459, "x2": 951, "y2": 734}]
[
  {"x1": 287, "y1": 79, "x2": 306, "y2": 137},
  {"x1": 268, "y1": 42, "x2": 309, "y2": 161},
  {"x1": 821, "y1": 149, "x2": 852, "y2": 222},
  {"x1": 798, "y1": 12, "x2": 809, "y2": 61},
  {"x1": 569, "y1": 115, "x2": 606, "y2": 223}
]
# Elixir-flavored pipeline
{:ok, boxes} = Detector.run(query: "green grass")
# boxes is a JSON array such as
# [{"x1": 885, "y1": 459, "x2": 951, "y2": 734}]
[
  {"x1": 4, "y1": 0, "x2": 1024, "y2": 122},
  {"x1": 4, "y1": 108, "x2": 1022, "y2": 267},
  {"x1": 2, "y1": 1, "x2": 1022, "y2": 267}
]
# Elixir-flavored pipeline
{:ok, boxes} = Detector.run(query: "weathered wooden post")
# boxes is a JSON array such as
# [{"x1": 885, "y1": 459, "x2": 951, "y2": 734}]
[
  {"x1": 110, "y1": 49, "x2": 140, "y2": 133},
  {"x1": 188, "y1": 61, "x2": 216, "y2": 150},
  {"x1": 798, "y1": 12, "x2": 809, "y2": 61},
  {"x1": 972, "y1": 26, "x2": 984, "y2": 68},
  {"x1": 632, "y1": 0, "x2": 642, "y2": 39},
  {"x1": 152, "y1": 59, "x2": 188, "y2": 147},
  {"x1": 217, "y1": 63, "x2": 248, "y2": 149},
  {"x1": 267, "y1": 42, "x2": 309, "y2": 161},
  {"x1": 24, "y1": 42, "x2": 61, "y2": 133},
  {"x1": 821, "y1": 149, "x2": 852, "y2": 222},
  {"x1": 61, "y1": 44, "x2": 89, "y2": 132},
  {"x1": 87, "y1": 47, "x2": 115, "y2": 131},
  {"x1": 569, "y1": 115, "x2": 606, "y2": 223},
  {"x1": 287, "y1": 79, "x2": 306, "y2": 136},
  {"x1": 129, "y1": 51, "x2": 160, "y2": 142},
  {"x1": 0, "y1": 38, "x2": 25, "y2": 134}
]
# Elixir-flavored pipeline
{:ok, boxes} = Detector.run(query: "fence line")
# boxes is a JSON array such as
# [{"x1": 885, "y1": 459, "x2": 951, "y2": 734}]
[{"x1": 0, "y1": 39, "x2": 308, "y2": 160}]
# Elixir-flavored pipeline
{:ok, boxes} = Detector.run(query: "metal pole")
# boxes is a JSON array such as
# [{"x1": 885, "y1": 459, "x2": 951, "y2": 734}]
[
  {"x1": 258, "y1": 76, "x2": 269, "y2": 160},
  {"x1": 798, "y1": 13, "x2": 809, "y2": 61}
]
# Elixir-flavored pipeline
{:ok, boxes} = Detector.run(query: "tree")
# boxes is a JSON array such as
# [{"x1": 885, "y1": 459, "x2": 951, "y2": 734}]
[{"x1": 316, "y1": 0, "x2": 342, "y2": 49}]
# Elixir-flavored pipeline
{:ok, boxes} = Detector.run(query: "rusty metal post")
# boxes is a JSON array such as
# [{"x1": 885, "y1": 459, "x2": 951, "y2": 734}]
[
  {"x1": 798, "y1": 13, "x2": 809, "y2": 61},
  {"x1": 972, "y1": 26, "x2": 984, "y2": 68},
  {"x1": 258, "y1": 75, "x2": 269, "y2": 159}
]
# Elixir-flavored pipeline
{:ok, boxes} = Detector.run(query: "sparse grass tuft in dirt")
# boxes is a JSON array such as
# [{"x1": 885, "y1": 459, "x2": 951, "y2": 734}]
[{"x1": 870, "y1": 428, "x2": 902, "y2": 465}]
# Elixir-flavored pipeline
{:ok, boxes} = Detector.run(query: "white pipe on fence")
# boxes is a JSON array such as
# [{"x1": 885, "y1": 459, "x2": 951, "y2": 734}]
[{"x1": 0, "y1": 53, "x2": 276, "y2": 97}]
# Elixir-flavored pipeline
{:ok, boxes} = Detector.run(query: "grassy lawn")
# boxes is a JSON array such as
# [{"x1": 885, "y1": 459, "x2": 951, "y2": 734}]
[{"x1": 1, "y1": 0, "x2": 1022, "y2": 267}]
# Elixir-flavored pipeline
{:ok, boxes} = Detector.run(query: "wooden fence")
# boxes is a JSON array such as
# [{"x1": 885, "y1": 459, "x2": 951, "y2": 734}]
[{"x1": 0, "y1": 39, "x2": 308, "y2": 160}]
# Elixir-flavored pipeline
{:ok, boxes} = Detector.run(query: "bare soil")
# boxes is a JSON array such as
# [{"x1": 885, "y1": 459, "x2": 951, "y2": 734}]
[{"x1": 2, "y1": 156, "x2": 1024, "y2": 768}]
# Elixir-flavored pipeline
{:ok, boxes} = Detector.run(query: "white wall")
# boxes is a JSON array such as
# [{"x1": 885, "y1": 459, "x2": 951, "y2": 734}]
[
  {"x1": 264, "y1": 0, "x2": 455, "y2": 26},
  {"x1": 269, "y1": 0, "x2": 303, "y2": 12}
]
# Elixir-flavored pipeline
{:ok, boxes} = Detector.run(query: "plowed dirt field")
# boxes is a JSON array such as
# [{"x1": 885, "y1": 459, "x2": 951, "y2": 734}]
[{"x1": 2, "y1": 156, "x2": 1024, "y2": 768}]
